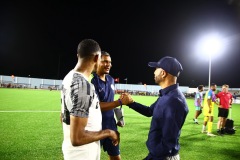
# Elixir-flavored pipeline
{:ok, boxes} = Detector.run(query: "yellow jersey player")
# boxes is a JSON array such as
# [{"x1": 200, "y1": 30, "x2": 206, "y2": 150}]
[{"x1": 202, "y1": 83, "x2": 217, "y2": 136}]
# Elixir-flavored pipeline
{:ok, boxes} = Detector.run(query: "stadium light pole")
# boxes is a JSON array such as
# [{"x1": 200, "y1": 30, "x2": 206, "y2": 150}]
[
  {"x1": 196, "y1": 33, "x2": 225, "y2": 89},
  {"x1": 208, "y1": 54, "x2": 211, "y2": 89},
  {"x1": 28, "y1": 75, "x2": 31, "y2": 88}
]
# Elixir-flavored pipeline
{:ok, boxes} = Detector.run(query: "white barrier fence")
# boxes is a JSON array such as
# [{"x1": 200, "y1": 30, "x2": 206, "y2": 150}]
[
  {"x1": 1, "y1": 75, "x2": 240, "y2": 103},
  {"x1": 0, "y1": 75, "x2": 62, "y2": 90}
]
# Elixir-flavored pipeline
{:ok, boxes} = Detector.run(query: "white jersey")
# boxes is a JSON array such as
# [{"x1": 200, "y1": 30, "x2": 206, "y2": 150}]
[{"x1": 61, "y1": 70, "x2": 102, "y2": 160}]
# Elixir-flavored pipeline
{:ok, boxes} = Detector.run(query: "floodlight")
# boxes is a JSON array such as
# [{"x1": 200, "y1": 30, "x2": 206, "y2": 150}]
[
  {"x1": 196, "y1": 33, "x2": 225, "y2": 57},
  {"x1": 195, "y1": 32, "x2": 225, "y2": 89}
]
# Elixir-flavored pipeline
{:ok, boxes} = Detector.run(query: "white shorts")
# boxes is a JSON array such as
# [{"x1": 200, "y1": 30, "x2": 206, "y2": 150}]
[{"x1": 62, "y1": 141, "x2": 100, "y2": 160}]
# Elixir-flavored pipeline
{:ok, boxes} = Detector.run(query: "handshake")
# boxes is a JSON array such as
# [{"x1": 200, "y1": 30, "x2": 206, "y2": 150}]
[
  {"x1": 118, "y1": 93, "x2": 135, "y2": 105},
  {"x1": 114, "y1": 93, "x2": 134, "y2": 127}
]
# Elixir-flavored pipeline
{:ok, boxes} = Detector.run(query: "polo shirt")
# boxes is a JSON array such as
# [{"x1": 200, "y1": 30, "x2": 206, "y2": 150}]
[
  {"x1": 216, "y1": 91, "x2": 233, "y2": 109},
  {"x1": 91, "y1": 73, "x2": 117, "y2": 130}
]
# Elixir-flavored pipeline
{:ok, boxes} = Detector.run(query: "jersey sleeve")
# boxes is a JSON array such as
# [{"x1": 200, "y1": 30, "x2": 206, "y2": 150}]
[{"x1": 70, "y1": 73, "x2": 93, "y2": 118}]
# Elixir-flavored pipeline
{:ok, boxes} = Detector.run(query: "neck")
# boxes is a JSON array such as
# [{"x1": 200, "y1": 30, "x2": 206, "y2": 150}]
[
  {"x1": 159, "y1": 76, "x2": 177, "y2": 89},
  {"x1": 73, "y1": 60, "x2": 94, "y2": 79},
  {"x1": 97, "y1": 72, "x2": 106, "y2": 81},
  {"x1": 160, "y1": 82, "x2": 176, "y2": 89}
]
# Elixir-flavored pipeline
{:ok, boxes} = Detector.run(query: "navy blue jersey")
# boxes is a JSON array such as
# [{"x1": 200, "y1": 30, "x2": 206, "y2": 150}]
[
  {"x1": 128, "y1": 84, "x2": 189, "y2": 159},
  {"x1": 91, "y1": 73, "x2": 117, "y2": 131}
]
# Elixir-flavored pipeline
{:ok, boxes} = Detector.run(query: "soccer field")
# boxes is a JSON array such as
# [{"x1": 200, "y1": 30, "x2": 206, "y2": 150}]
[{"x1": 0, "y1": 88, "x2": 239, "y2": 160}]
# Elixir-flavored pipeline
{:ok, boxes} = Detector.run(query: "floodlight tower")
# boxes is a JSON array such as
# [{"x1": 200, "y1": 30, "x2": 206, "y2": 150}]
[{"x1": 196, "y1": 33, "x2": 224, "y2": 89}]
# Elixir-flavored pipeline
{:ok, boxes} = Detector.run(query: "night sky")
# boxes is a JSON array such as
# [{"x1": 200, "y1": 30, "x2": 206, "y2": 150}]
[{"x1": 1, "y1": 0, "x2": 240, "y2": 88}]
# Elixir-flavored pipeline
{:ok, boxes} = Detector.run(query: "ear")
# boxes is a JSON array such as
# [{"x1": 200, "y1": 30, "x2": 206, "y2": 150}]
[
  {"x1": 162, "y1": 70, "x2": 168, "y2": 78},
  {"x1": 93, "y1": 54, "x2": 99, "y2": 63}
]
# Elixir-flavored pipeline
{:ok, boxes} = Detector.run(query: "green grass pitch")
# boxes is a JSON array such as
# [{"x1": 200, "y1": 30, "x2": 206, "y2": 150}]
[{"x1": 0, "y1": 88, "x2": 239, "y2": 160}]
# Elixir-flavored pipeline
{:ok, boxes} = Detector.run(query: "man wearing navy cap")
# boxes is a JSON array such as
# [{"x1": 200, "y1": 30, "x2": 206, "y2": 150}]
[{"x1": 122, "y1": 56, "x2": 189, "y2": 160}]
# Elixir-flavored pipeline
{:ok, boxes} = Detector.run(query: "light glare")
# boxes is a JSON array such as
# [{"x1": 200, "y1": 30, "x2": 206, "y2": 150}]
[{"x1": 195, "y1": 33, "x2": 225, "y2": 59}]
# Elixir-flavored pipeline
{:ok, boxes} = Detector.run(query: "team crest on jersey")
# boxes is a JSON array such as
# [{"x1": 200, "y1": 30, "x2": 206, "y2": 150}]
[{"x1": 111, "y1": 84, "x2": 115, "y2": 90}]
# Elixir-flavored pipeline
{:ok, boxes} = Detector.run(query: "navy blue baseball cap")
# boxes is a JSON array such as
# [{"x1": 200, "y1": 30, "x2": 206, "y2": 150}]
[{"x1": 148, "y1": 56, "x2": 183, "y2": 77}]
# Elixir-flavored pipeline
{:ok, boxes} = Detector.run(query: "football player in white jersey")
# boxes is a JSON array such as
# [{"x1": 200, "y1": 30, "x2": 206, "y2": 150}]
[{"x1": 60, "y1": 39, "x2": 120, "y2": 160}]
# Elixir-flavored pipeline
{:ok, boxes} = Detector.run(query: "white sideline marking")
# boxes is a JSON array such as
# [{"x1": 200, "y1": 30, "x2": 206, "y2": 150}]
[{"x1": 0, "y1": 110, "x2": 59, "y2": 113}]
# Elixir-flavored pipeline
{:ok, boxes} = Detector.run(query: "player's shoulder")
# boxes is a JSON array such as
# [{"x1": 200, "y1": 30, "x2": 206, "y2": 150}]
[
  {"x1": 106, "y1": 74, "x2": 113, "y2": 79},
  {"x1": 106, "y1": 74, "x2": 114, "y2": 81},
  {"x1": 70, "y1": 73, "x2": 92, "y2": 90},
  {"x1": 63, "y1": 70, "x2": 84, "y2": 84},
  {"x1": 217, "y1": 91, "x2": 224, "y2": 96},
  {"x1": 91, "y1": 73, "x2": 99, "y2": 83},
  {"x1": 208, "y1": 90, "x2": 213, "y2": 95},
  {"x1": 91, "y1": 73, "x2": 98, "y2": 79}
]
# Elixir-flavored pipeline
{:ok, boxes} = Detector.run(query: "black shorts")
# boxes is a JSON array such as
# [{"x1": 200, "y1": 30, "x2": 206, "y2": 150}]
[{"x1": 218, "y1": 108, "x2": 229, "y2": 118}]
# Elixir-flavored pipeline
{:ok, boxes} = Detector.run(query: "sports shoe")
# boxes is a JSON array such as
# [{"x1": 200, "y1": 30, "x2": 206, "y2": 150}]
[
  {"x1": 194, "y1": 122, "x2": 199, "y2": 125},
  {"x1": 221, "y1": 128, "x2": 225, "y2": 134},
  {"x1": 207, "y1": 133, "x2": 216, "y2": 137},
  {"x1": 217, "y1": 130, "x2": 223, "y2": 136}
]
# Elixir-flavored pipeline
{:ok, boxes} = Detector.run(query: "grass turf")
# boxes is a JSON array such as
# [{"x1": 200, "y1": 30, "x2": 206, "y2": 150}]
[{"x1": 0, "y1": 88, "x2": 239, "y2": 160}]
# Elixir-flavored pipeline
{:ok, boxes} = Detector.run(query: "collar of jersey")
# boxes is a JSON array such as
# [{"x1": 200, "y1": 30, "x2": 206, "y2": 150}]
[{"x1": 72, "y1": 70, "x2": 88, "y2": 81}]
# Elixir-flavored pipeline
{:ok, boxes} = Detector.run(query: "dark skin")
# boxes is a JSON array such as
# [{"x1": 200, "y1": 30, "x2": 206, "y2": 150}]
[
  {"x1": 60, "y1": 52, "x2": 120, "y2": 147},
  {"x1": 70, "y1": 116, "x2": 119, "y2": 146}
]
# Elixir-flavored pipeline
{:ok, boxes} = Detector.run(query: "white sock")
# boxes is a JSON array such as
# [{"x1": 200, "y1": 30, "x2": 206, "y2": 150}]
[{"x1": 202, "y1": 125, "x2": 206, "y2": 131}]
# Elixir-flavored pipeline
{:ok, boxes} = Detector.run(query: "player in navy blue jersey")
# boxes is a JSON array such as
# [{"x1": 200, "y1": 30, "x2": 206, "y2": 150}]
[{"x1": 91, "y1": 51, "x2": 124, "y2": 160}]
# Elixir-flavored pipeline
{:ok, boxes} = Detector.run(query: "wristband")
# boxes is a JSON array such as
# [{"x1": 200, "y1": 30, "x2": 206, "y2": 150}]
[{"x1": 118, "y1": 99, "x2": 122, "y2": 109}]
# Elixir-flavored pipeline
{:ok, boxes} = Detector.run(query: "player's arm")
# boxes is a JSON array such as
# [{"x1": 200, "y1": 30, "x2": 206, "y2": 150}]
[
  {"x1": 100, "y1": 100, "x2": 122, "y2": 111},
  {"x1": 215, "y1": 94, "x2": 220, "y2": 106},
  {"x1": 229, "y1": 95, "x2": 233, "y2": 106},
  {"x1": 70, "y1": 115, "x2": 120, "y2": 146},
  {"x1": 119, "y1": 92, "x2": 153, "y2": 117},
  {"x1": 214, "y1": 98, "x2": 219, "y2": 106},
  {"x1": 207, "y1": 98, "x2": 212, "y2": 113},
  {"x1": 99, "y1": 93, "x2": 132, "y2": 111},
  {"x1": 127, "y1": 102, "x2": 153, "y2": 117},
  {"x1": 196, "y1": 94, "x2": 201, "y2": 106},
  {"x1": 197, "y1": 98, "x2": 202, "y2": 107},
  {"x1": 229, "y1": 99, "x2": 233, "y2": 108}
]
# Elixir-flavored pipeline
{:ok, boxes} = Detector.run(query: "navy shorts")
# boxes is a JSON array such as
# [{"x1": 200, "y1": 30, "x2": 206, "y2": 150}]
[
  {"x1": 101, "y1": 137, "x2": 120, "y2": 156},
  {"x1": 218, "y1": 108, "x2": 229, "y2": 118}
]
